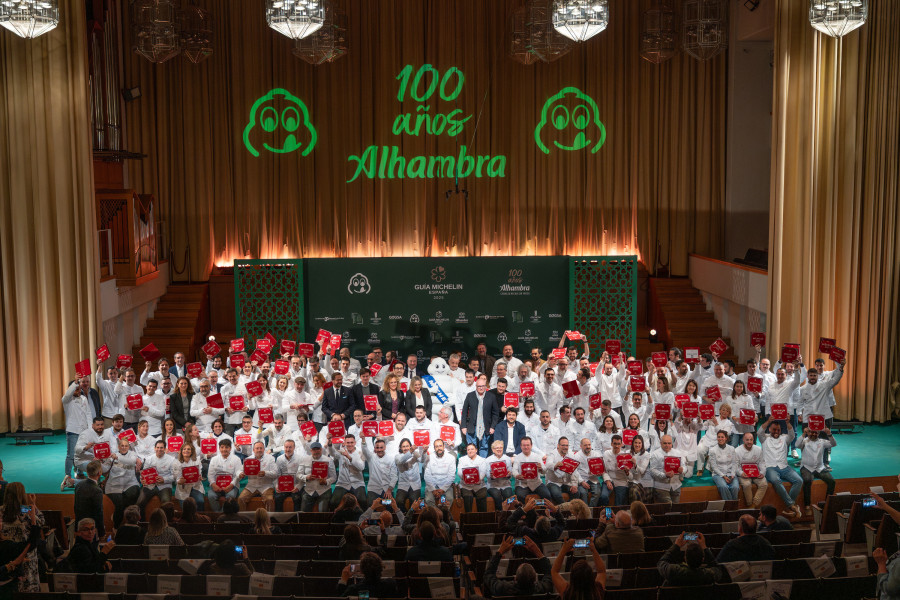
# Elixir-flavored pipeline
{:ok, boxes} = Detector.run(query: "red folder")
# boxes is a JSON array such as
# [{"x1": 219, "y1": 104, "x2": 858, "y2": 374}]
[
  {"x1": 462, "y1": 467, "x2": 480, "y2": 484},
  {"x1": 229, "y1": 339, "x2": 244, "y2": 353},
  {"x1": 490, "y1": 461, "x2": 509, "y2": 478},
  {"x1": 747, "y1": 377, "x2": 763, "y2": 393},
  {"x1": 328, "y1": 421, "x2": 346, "y2": 438},
  {"x1": 699, "y1": 404, "x2": 715, "y2": 420},
  {"x1": 214, "y1": 474, "x2": 233, "y2": 488},
  {"x1": 709, "y1": 338, "x2": 728, "y2": 355},
  {"x1": 520, "y1": 462, "x2": 539, "y2": 480},
  {"x1": 675, "y1": 394, "x2": 690, "y2": 408},
  {"x1": 651, "y1": 352, "x2": 667, "y2": 368},
  {"x1": 316, "y1": 329, "x2": 332, "y2": 345},
  {"x1": 706, "y1": 385, "x2": 722, "y2": 401},
  {"x1": 519, "y1": 382, "x2": 535, "y2": 396},
  {"x1": 780, "y1": 345, "x2": 799, "y2": 363},
  {"x1": 141, "y1": 467, "x2": 159, "y2": 484},
  {"x1": 562, "y1": 380, "x2": 580, "y2": 398},
  {"x1": 116, "y1": 354, "x2": 133, "y2": 368},
  {"x1": 588, "y1": 457, "x2": 605, "y2": 475},
  {"x1": 244, "y1": 458, "x2": 262, "y2": 475},
  {"x1": 362, "y1": 422, "x2": 379, "y2": 437},
  {"x1": 182, "y1": 465, "x2": 200, "y2": 483},
  {"x1": 299, "y1": 421, "x2": 317, "y2": 437},
  {"x1": 235, "y1": 433, "x2": 253, "y2": 446},
  {"x1": 655, "y1": 404, "x2": 671, "y2": 420},
  {"x1": 629, "y1": 376, "x2": 646, "y2": 392},
  {"x1": 230, "y1": 354, "x2": 246, "y2": 369},
  {"x1": 277, "y1": 475, "x2": 295, "y2": 492},
  {"x1": 664, "y1": 456, "x2": 681, "y2": 473},
  {"x1": 75, "y1": 360, "x2": 91, "y2": 379},
  {"x1": 126, "y1": 394, "x2": 144, "y2": 410},
  {"x1": 504, "y1": 392, "x2": 519, "y2": 408},
  {"x1": 681, "y1": 402, "x2": 699, "y2": 419},
  {"x1": 92, "y1": 442, "x2": 111, "y2": 459},
  {"x1": 166, "y1": 436, "x2": 184, "y2": 453},
  {"x1": 118, "y1": 429, "x2": 136, "y2": 443},
  {"x1": 256, "y1": 338, "x2": 273, "y2": 353},
  {"x1": 683, "y1": 347, "x2": 700, "y2": 364},
  {"x1": 378, "y1": 420, "x2": 394, "y2": 437},
  {"x1": 770, "y1": 404, "x2": 788, "y2": 420},
  {"x1": 329, "y1": 334, "x2": 342, "y2": 352},
  {"x1": 557, "y1": 457, "x2": 579, "y2": 474},
  {"x1": 807, "y1": 414, "x2": 825, "y2": 431},
  {"x1": 739, "y1": 409, "x2": 757, "y2": 425},
  {"x1": 280, "y1": 340, "x2": 296, "y2": 356},
  {"x1": 250, "y1": 350, "x2": 268, "y2": 365},
  {"x1": 626, "y1": 360, "x2": 643, "y2": 376},
  {"x1": 229, "y1": 396, "x2": 246, "y2": 411},
  {"x1": 274, "y1": 360, "x2": 290, "y2": 375},
  {"x1": 369, "y1": 363, "x2": 383, "y2": 377},
  {"x1": 310, "y1": 461, "x2": 329, "y2": 479},
  {"x1": 187, "y1": 362, "x2": 203, "y2": 378},
  {"x1": 364, "y1": 395, "x2": 379, "y2": 411},
  {"x1": 622, "y1": 429, "x2": 637, "y2": 445},
  {"x1": 741, "y1": 464, "x2": 760, "y2": 478},
  {"x1": 413, "y1": 430, "x2": 430, "y2": 446},
  {"x1": 201, "y1": 339, "x2": 221, "y2": 357},
  {"x1": 565, "y1": 330, "x2": 582, "y2": 340},
  {"x1": 616, "y1": 454, "x2": 634, "y2": 470},
  {"x1": 750, "y1": 332, "x2": 766, "y2": 347},
  {"x1": 245, "y1": 381, "x2": 263, "y2": 397},
  {"x1": 95, "y1": 345, "x2": 111, "y2": 362},
  {"x1": 140, "y1": 343, "x2": 162, "y2": 362},
  {"x1": 589, "y1": 393, "x2": 602, "y2": 410},
  {"x1": 818, "y1": 337, "x2": 836, "y2": 354},
  {"x1": 298, "y1": 343, "x2": 315, "y2": 357},
  {"x1": 829, "y1": 347, "x2": 846, "y2": 362},
  {"x1": 551, "y1": 348, "x2": 566, "y2": 359},
  {"x1": 200, "y1": 438, "x2": 218, "y2": 454},
  {"x1": 605, "y1": 340, "x2": 621, "y2": 355},
  {"x1": 257, "y1": 407, "x2": 274, "y2": 423},
  {"x1": 589, "y1": 362, "x2": 599, "y2": 376},
  {"x1": 440, "y1": 426, "x2": 456, "y2": 443}
]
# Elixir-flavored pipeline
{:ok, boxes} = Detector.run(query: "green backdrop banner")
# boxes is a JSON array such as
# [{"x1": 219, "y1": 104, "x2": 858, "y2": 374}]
[{"x1": 304, "y1": 257, "x2": 568, "y2": 360}]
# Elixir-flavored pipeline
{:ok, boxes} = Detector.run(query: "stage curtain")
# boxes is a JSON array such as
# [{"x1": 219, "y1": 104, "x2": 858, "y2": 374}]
[
  {"x1": 769, "y1": 0, "x2": 900, "y2": 421},
  {"x1": 121, "y1": 0, "x2": 725, "y2": 279},
  {"x1": 0, "y1": 0, "x2": 100, "y2": 430}
]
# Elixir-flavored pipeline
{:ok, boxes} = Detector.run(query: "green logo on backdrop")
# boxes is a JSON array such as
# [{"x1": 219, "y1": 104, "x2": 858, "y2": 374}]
[
  {"x1": 243, "y1": 88, "x2": 317, "y2": 157},
  {"x1": 535, "y1": 87, "x2": 606, "y2": 155}
]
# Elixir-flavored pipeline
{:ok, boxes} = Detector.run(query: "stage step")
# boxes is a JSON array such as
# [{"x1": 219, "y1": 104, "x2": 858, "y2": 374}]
[
  {"x1": 649, "y1": 277, "x2": 738, "y2": 366},
  {"x1": 131, "y1": 283, "x2": 210, "y2": 365}
]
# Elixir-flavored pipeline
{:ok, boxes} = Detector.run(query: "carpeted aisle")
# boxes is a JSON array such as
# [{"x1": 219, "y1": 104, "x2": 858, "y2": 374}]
[{"x1": 2, "y1": 423, "x2": 899, "y2": 494}]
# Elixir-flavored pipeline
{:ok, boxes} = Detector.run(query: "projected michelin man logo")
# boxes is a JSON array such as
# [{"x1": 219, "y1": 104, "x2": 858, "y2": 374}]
[
  {"x1": 535, "y1": 86, "x2": 606, "y2": 155},
  {"x1": 347, "y1": 273, "x2": 371, "y2": 294},
  {"x1": 243, "y1": 88, "x2": 317, "y2": 158}
]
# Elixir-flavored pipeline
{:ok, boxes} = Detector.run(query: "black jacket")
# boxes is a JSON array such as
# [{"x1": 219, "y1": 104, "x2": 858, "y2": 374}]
[
  {"x1": 379, "y1": 389, "x2": 408, "y2": 421},
  {"x1": 483, "y1": 554, "x2": 554, "y2": 597},
  {"x1": 351, "y1": 382, "x2": 381, "y2": 420},
  {"x1": 658, "y1": 545, "x2": 724, "y2": 586},
  {"x1": 506, "y1": 508, "x2": 566, "y2": 544},
  {"x1": 404, "y1": 539, "x2": 453, "y2": 562},
  {"x1": 66, "y1": 537, "x2": 109, "y2": 574},
  {"x1": 461, "y1": 390, "x2": 501, "y2": 435},
  {"x1": 715, "y1": 534, "x2": 776, "y2": 564},
  {"x1": 169, "y1": 392, "x2": 194, "y2": 429},
  {"x1": 323, "y1": 385, "x2": 353, "y2": 423},
  {"x1": 74, "y1": 479, "x2": 105, "y2": 538},
  {"x1": 403, "y1": 388, "x2": 433, "y2": 419}
]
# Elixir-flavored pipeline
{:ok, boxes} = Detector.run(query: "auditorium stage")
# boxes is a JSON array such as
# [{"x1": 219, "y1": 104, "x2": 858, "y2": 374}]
[{"x1": 4, "y1": 423, "x2": 898, "y2": 495}]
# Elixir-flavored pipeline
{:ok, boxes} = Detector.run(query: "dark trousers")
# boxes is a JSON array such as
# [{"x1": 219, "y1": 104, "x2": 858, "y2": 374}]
[
  {"x1": 460, "y1": 487, "x2": 488, "y2": 512},
  {"x1": 330, "y1": 485, "x2": 368, "y2": 510},
  {"x1": 274, "y1": 490, "x2": 302, "y2": 512},
  {"x1": 395, "y1": 487, "x2": 422, "y2": 511},
  {"x1": 107, "y1": 486, "x2": 140, "y2": 527},
  {"x1": 800, "y1": 467, "x2": 836, "y2": 507},
  {"x1": 515, "y1": 484, "x2": 551, "y2": 502},
  {"x1": 487, "y1": 487, "x2": 514, "y2": 510}
]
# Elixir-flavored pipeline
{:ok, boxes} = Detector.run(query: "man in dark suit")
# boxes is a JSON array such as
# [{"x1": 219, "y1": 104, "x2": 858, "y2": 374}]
[
  {"x1": 169, "y1": 351, "x2": 189, "y2": 380},
  {"x1": 473, "y1": 343, "x2": 496, "y2": 380},
  {"x1": 350, "y1": 368, "x2": 380, "y2": 424},
  {"x1": 74, "y1": 460, "x2": 106, "y2": 539},
  {"x1": 322, "y1": 373, "x2": 353, "y2": 424},
  {"x1": 493, "y1": 407, "x2": 527, "y2": 456},
  {"x1": 461, "y1": 377, "x2": 500, "y2": 457},
  {"x1": 404, "y1": 354, "x2": 426, "y2": 379}
]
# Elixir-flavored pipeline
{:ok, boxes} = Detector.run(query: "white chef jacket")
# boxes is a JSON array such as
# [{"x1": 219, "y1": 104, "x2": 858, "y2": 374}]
[{"x1": 422, "y1": 451, "x2": 457, "y2": 492}]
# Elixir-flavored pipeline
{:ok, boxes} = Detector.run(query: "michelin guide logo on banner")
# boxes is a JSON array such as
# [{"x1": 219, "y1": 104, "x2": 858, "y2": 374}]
[{"x1": 414, "y1": 265, "x2": 463, "y2": 299}]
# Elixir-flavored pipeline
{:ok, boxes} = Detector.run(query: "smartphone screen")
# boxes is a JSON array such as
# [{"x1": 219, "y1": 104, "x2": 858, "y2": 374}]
[
  {"x1": 605, "y1": 507, "x2": 613, "y2": 519},
  {"x1": 683, "y1": 533, "x2": 698, "y2": 541},
  {"x1": 506, "y1": 497, "x2": 515, "y2": 505},
  {"x1": 20, "y1": 505, "x2": 31, "y2": 514},
  {"x1": 440, "y1": 495, "x2": 446, "y2": 504},
  {"x1": 535, "y1": 499, "x2": 544, "y2": 506},
  {"x1": 573, "y1": 539, "x2": 591, "y2": 548},
  {"x1": 234, "y1": 545, "x2": 244, "y2": 554},
  {"x1": 419, "y1": 499, "x2": 425, "y2": 508},
  {"x1": 862, "y1": 498, "x2": 876, "y2": 508},
  {"x1": 106, "y1": 534, "x2": 113, "y2": 542},
  {"x1": 513, "y1": 537, "x2": 526, "y2": 546},
  {"x1": 382, "y1": 498, "x2": 392, "y2": 505},
  {"x1": 367, "y1": 519, "x2": 379, "y2": 526}
]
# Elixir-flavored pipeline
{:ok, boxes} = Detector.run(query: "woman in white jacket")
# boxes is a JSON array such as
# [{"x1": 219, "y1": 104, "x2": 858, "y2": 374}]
[
  {"x1": 105, "y1": 438, "x2": 141, "y2": 527},
  {"x1": 728, "y1": 381, "x2": 757, "y2": 446},
  {"x1": 393, "y1": 438, "x2": 424, "y2": 509},
  {"x1": 672, "y1": 413, "x2": 702, "y2": 477},
  {"x1": 457, "y1": 443, "x2": 488, "y2": 512},
  {"x1": 250, "y1": 374, "x2": 278, "y2": 427},
  {"x1": 696, "y1": 404, "x2": 735, "y2": 476},
  {"x1": 484, "y1": 440, "x2": 514, "y2": 509},
  {"x1": 173, "y1": 442, "x2": 206, "y2": 508},
  {"x1": 628, "y1": 434, "x2": 653, "y2": 502}
]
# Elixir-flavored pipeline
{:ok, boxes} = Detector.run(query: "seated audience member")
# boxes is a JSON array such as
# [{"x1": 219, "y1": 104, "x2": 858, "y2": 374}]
[
  {"x1": 331, "y1": 493, "x2": 364, "y2": 524},
  {"x1": 756, "y1": 504, "x2": 793, "y2": 532},
  {"x1": 217, "y1": 498, "x2": 251, "y2": 523},
  {"x1": 484, "y1": 536, "x2": 554, "y2": 597},
  {"x1": 340, "y1": 524, "x2": 380, "y2": 560},
  {"x1": 66, "y1": 518, "x2": 113, "y2": 573},
  {"x1": 178, "y1": 497, "x2": 211, "y2": 524},
  {"x1": 405, "y1": 521, "x2": 453, "y2": 562},
  {"x1": 200, "y1": 539, "x2": 254, "y2": 576},
  {"x1": 251, "y1": 508, "x2": 282, "y2": 534},
  {"x1": 593, "y1": 510, "x2": 644, "y2": 554},
  {"x1": 873, "y1": 485, "x2": 900, "y2": 599},
  {"x1": 506, "y1": 498, "x2": 565, "y2": 543},
  {"x1": 0, "y1": 502, "x2": 40, "y2": 596},
  {"x1": 630, "y1": 500, "x2": 655, "y2": 527},
  {"x1": 143, "y1": 508, "x2": 184, "y2": 546},
  {"x1": 716, "y1": 514, "x2": 775, "y2": 563},
  {"x1": 113, "y1": 506, "x2": 146, "y2": 545},
  {"x1": 551, "y1": 538, "x2": 607, "y2": 599},
  {"x1": 358, "y1": 499, "x2": 407, "y2": 535},
  {"x1": 336, "y1": 551, "x2": 401, "y2": 598},
  {"x1": 658, "y1": 533, "x2": 724, "y2": 586},
  {"x1": 559, "y1": 498, "x2": 592, "y2": 520}
]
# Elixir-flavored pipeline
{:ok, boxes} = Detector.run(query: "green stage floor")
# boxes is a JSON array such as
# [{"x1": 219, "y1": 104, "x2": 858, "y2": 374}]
[{"x1": 2, "y1": 423, "x2": 898, "y2": 494}]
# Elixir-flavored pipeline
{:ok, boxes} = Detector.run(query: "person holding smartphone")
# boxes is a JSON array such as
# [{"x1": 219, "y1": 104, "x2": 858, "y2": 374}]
[
  {"x1": 484, "y1": 535, "x2": 554, "y2": 596},
  {"x1": 657, "y1": 532, "x2": 724, "y2": 586},
  {"x1": 551, "y1": 537, "x2": 607, "y2": 598},
  {"x1": 593, "y1": 509, "x2": 644, "y2": 554}
]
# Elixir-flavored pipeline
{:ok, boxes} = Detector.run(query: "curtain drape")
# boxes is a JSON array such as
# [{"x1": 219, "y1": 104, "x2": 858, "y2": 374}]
[
  {"x1": 0, "y1": 0, "x2": 99, "y2": 430},
  {"x1": 121, "y1": 0, "x2": 726, "y2": 280},
  {"x1": 769, "y1": 0, "x2": 900, "y2": 422}
]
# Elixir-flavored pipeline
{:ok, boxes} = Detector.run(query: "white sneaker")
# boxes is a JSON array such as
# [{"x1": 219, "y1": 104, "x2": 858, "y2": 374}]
[{"x1": 791, "y1": 449, "x2": 799, "y2": 459}]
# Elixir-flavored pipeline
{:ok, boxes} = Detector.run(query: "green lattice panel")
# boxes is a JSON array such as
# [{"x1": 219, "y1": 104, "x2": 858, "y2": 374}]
[
  {"x1": 234, "y1": 259, "x2": 305, "y2": 343},
  {"x1": 569, "y1": 256, "x2": 637, "y2": 357}
]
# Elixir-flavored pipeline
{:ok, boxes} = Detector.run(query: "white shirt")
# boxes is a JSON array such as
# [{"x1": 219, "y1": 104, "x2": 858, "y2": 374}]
[
  {"x1": 453, "y1": 382, "x2": 476, "y2": 421},
  {"x1": 62, "y1": 383, "x2": 93, "y2": 434},
  {"x1": 534, "y1": 381, "x2": 566, "y2": 415},
  {"x1": 141, "y1": 453, "x2": 176, "y2": 489},
  {"x1": 764, "y1": 370, "x2": 803, "y2": 413},
  {"x1": 141, "y1": 369, "x2": 177, "y2": 389},
  {"x1": 602, "y1": 449, "x2": 630, "y2": 487},
  {"x1": 707, "y1": 444, "x2": 738, "y2": 478},
  {"x1": 649, "y1": 448, "x2": 686, "y2": 490},
  {"x1": 735, "y1": 444, "x2": 765, "y2": 477},
  {"x1": 190, "y1": 393, "x2": 225, "y2": 432},
  {"x1": 275, "y1": 452, "x2": 304, "y2": 490},
  {"x1": 298, "y1": 454, "x2": 337, "y2": 495},
  {"x1": 208, "y1": 452, "x2": 243, "y2": 487},
  {"x1": 517, "y1": 411, "x2": 541, "y2": 433},
  {"x1": 74, "y1": 428, "x2": 115, "y2": 465},
  {"x1": 457, "y1": 454, "x2": 487, "y2": 490},
  {"x1": 431, "y1": 420, "x2": 462, "y2": 451},
  {"x1": 394, "y1": 448, "x2": 424, "y2": 491},
  {"x1": 232, "y1": 426, "x2": 265, "y2": 456},
  {"x1": 282, "y1": 389, "x2": 311, "y2": 430},
  {"x1": 173, "y1": 457, "x2": 205, "y2": 500},
  {"x1": 758, "y1": 427, "x2": 794, "y2": 469},
  {"x1": 362, "y1": 445, "x2": 398, "y2": 494},
  {"x1": 485, "y1": 454, "x2": 513, "y2": 489},
  {"x1": 573, "y1": 450, "x2": 603, "y2": 484},
  {"x1": 798, "y1": 367, "x2": 844, "y2": 420},
  {"x1": 261, "y1": 424, "x2": 291, "y2": 455},
  {"x1": 97, "y1": 377, "x2": 119, "y2": 418},
  {"x1": 594, "y1": 365, "x2": 627, "y2": 408},
  {"x1": 142, "y1": 391, "x2": 167, "y2": 435},
  {"x1": 241, "y1": 453, "x2": 277, "y2": 493},
  {"x1": 530, "y1": 424, "x2": 561, "y2": 455},
  {"x1": 220, "y1": 381, "x2": 250, "y2": 425},
  {"x1": 104, "y1": 451, "x2": 140, "y2": 494},
  {"x1": 423, "y1": 451, "x2": 457, "y2": 492},
  {"x1": 513, "y1": 449, "x2": 546, "y2": 491},
  {"x1": 796, "y1": 435, "x2": 836, "y2": 473},
  {"x1": 114, "y1": 381, "x2": 145, "y2": 423}
]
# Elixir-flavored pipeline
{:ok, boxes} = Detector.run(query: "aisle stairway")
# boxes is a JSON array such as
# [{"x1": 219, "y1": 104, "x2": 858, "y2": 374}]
[
  {"x1": 649, "y1": 278, "x2": 738, "y2": 365},
  {"x1": 131, "y1": 284, "x2": 210, "y2": 364}
]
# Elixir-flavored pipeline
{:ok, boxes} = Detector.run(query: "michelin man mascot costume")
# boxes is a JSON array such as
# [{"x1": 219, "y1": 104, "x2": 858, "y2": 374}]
[{"x1": 423, "y1": 358, "x2": 459, "y2": 420}]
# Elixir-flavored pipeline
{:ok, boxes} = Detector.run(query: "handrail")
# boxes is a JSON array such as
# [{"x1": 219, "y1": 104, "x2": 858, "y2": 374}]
[{"x1": 688, "y1": 253, "x2": 768, "y2": 275}]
